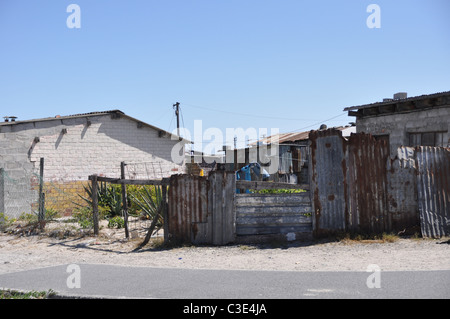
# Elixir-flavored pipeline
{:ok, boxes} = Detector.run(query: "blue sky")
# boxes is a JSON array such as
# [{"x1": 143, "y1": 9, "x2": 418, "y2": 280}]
[{"x1": 1, "y1": 0, "x2": 449, "y2": 152}]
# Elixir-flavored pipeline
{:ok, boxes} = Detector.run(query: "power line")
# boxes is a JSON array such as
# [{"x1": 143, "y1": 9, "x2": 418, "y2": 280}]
[
  {"x1": 279, "y1": 112, "x2": 348, "y2": 135},
  {"x1": 167, "y1": 111, "x2": 175, "y2": 134},
  {"x1": 182, "y1": 102, "x2": 322, "y2": 122}
]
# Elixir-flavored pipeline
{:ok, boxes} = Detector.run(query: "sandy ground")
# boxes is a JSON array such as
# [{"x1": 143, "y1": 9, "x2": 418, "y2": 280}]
[{"x1": 0, "y1": 221, "x2": 449, "y2": 275}]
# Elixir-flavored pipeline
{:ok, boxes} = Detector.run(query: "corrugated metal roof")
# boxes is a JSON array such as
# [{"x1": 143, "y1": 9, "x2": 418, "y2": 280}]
[
  {"x1": 0, "y1": 110, "x2": 124, "y2": 125},
  {"x1": 253, "y1": 126, "x2": 355, "y2": 145},
  {"x1": 344, "y1": 90, "x2": 450, "y2": 111},
  {"x1": 0, "y1": 109, "x2": 192, "y2": 143}
]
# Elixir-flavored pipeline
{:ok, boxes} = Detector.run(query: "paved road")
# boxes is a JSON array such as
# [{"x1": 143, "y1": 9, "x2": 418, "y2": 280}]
[{"x1": 0, "y1": 264, "x2": 449, "y2": 299}]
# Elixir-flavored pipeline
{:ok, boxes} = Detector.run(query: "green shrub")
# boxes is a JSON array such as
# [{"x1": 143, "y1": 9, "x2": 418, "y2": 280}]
[
  {"x1": 72, "y1": 206, "x2": 107, "y2": 229},
  {"x1": 0, "y1": 213, "x2": 15, "y2": 231},
  {"x1": 77, "y1": 183, "x2": 148, "y2": 218},
  {"x1": 108, "y1": 216, "x2": 125, "y2": 229},
  {"x1": 130, "y1": 185, "x2": 164, "y2": 231},
  {"x1": 18, "y1": 212, "x2": 38, "y2": 225}
]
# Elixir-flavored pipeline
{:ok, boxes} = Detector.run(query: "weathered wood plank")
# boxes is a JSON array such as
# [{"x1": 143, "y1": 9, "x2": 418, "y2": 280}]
[
  {"x1": 237, "y1": 224, "x2": 312, "y2": 236},
  {"x1": 89, "y1": 175, "x2": 169, "y2": 186},
  {"x1": 236, "y1": 205, "x2": 312, "y2": 214},
  {"x1": 235, "y1": 185, "x2": 313, "y2": 237},
  {"x1": 237, "y1": 215, "x2": 312, "y2": 226},
  {"x1": 236, "y1": 194, "x2": 311, "y2": 206},
  {"x1": 236, "y1": 180, "x2": 309, "y2": 190}
]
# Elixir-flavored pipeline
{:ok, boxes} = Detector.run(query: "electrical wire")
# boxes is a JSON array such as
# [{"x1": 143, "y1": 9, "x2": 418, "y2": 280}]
[
  {"x1": 167, "y1": 112, "x2": 175, "y2": 134},
  {"x1": 169, "y1": 102, "x2": 350, "y2": 149},
  {"x1": 182, "y1": 102, "x2": 322, "y2": 122},
  {"x1": 180, "y1": 105, "x2": 186, "y2": 136},
  {"x1": 279, "y1": 112, "x2": 348, "y2": 134}
]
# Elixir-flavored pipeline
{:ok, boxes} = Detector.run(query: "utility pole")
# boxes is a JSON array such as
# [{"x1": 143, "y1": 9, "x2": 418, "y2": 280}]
[{"x1": 173, "y1": 102, "x2": 180, "y2": 137}]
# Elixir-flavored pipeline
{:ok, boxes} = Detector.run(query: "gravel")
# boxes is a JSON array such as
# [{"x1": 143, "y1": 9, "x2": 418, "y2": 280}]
[{"x1": 0, "y1": 232, "x2": 449, "y2": 275}]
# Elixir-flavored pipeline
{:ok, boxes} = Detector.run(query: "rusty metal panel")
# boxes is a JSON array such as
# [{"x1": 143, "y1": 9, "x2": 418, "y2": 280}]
[
  {"x1": 309, "y1": 129, "x2": 347, "y2": 236},
  {"x1": 346, "y1": 133, "x2": 390, "y2": 234},
  {"x1": 309, "y1": 130, "x2": 448, "y2": 238},
  {"x1": 209, "y1": 171, "x2": 236, "y2": 245},
  {"x1": 386, "y1": 147, "x2": 419, "y2": 231},
  {"x1": 235, "y1": 193, "x2": 312, "y2": 236},
  {"x1": 167, "y1": 174, "x2": 209, "y2": 244},
  {"x1": 167, "y1": 171, "x2": 235, "y2": 245},
  {"x1": 310, "y1": 129, "x2": 391, "y2": 236},
  {"x1": 415, "y1": 147, "x2": 450, "y2": 238}
]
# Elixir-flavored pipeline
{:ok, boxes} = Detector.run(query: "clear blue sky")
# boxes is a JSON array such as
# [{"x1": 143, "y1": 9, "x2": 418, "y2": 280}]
[{"x1": 1, "y1": 0, "x2": 449, "y2": 152}]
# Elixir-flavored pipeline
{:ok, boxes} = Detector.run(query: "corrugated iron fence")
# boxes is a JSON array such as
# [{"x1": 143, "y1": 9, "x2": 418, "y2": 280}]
[
  {"x1": 310, "y1": 129, "x2": 449, "y2": 238},
  {"x1": 167, "y1": 174, "x2": 313, "y2": 244},
  {"x1": 346, "y1": 132, "x2": 390, "y2": 234},
  {"x1": 415, "y1": 147, "x2": 450, "y2": 238},
  {"x1": 167, "y1": 131, "x2": 448, "y2": 244},
  {"x1": 167, "y1": 171, "x2": 236, "y2": 245}
]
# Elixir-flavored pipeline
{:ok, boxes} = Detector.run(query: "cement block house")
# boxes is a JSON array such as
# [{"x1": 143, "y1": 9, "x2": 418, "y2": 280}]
[
  {"x1": 344, "y1": 91, "x2": 450, "y2": 155},
  {"x1": 0, "y1": 110, "x2": 189, "y2": 217}
]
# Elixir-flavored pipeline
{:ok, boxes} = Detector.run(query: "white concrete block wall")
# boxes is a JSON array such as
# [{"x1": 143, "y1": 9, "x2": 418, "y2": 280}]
[
  {"x1": 356, "y1": 106, "x2": 450, "y2": 155},
  {"x1": 0, "y1": 133, "x2": 38, "y2": 218},
  {"x1": 0, "y1": 113, "x2": 187, "y2": 217},
  {"x1": 25, "y1": 114, "x2": 186, "y2": 181}
]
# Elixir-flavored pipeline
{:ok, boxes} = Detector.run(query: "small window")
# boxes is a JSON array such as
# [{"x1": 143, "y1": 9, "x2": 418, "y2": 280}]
[
  {"x1": 374, "y1": 134, "x2": 390, "y2": 146},
  {"x1": 421, "y1": 132, "x2": 435, "y2": 146},
  {"x1": 409, "y1": 132, "x2": 447, "y2": 147},
  {"x1": 436, "y1": 132, "x2": 445, "y2": 147}
]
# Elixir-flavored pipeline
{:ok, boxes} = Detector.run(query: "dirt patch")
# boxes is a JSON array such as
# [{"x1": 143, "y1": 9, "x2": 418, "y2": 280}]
[{"x1": 1, "y1": 225, "x2": 449, "y2": 275}]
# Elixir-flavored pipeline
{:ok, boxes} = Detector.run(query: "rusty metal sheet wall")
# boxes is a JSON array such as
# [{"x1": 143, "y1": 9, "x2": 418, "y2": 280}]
[
  {"x1": 310, "y1": 130, "x2": 391, "y2": 236},
  {"x1": 415, "y1": 147, "x2": 450, "y2": 238},
  {"x1": 309, "y1": 129, "x2": 347, "y2": 236},
  {"x1": 167, "y1": 174, "x2": 209, "y2": 244},
  {"x1": 346, "y1": 133, "x2": 390, "y2": 234},
  {"x1": 310, "y1": 129, "x2": 449, "y2": 238},
  {"x1": 235, "y1": 193, "x2": 312, "y2": 236},
  {"x1": 167, "y1": 171, "x2": 236, "y2": 245},
  {"x1": 386, "y1": 147, "x2": 419, "y2": 231},
  {"x1": 208, "y1": 171, "x2": 236, "y2": 245}
]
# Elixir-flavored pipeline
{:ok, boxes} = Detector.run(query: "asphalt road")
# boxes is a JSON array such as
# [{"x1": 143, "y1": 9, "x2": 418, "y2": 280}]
[{"x1": 0, "y1": 264, "x2": 449, "y2": 299}]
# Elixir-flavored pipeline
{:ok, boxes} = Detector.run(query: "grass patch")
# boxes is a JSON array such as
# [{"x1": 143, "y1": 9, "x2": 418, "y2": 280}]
[
  {"x1": 337, "y1": 232, "x2": 400, "y2": 244},
  {"x1": 0, "y1": 289, "x2": 56, "y2": 299},
  {"x1": 239, "y1": 245, "x2": 257, "y2": 250}
]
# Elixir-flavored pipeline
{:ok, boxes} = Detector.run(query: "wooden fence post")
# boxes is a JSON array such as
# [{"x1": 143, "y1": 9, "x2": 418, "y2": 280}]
[
  {"x1": 121, "y1": 162, "x2": 130, "y2": 239},
  {"x1": 162, "y1": 183, "x2": 168, "y2": 243},
  {"x1": 91, "y1": 174, "x2": 99, "y2": 236},
  {"x1": 38, "y1": 158, "x2": 45, "y2": 230},
  {"x1": 0, "y1": 168, "x2": 4, "y2": 221}
]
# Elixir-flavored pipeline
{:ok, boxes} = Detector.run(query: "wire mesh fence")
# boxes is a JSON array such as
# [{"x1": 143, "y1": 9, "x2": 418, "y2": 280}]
[
  {"x1": 124, "y1": 160, "x2": 172, "y2": 180},
  {"x1": 1, "y1": 158, "x2": 169, "y2": 241},
  {"x1": 121, "y1": 161, "x2": 168, "y2": 239},
  {"x1": 0, "y1": 159, "x2": 91, "y2": 235},
  {"x1": 0, "y1": 167, "x2": 40, "y2": 220}
]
